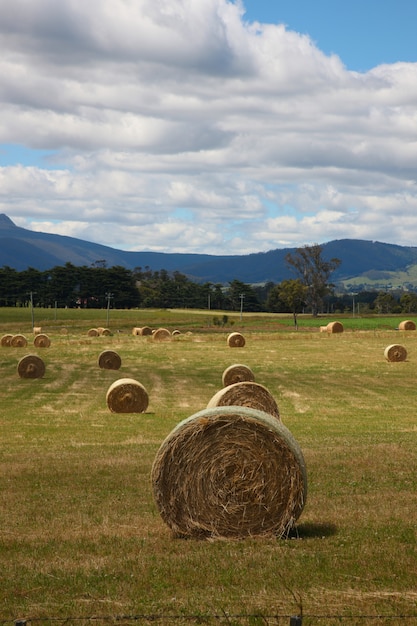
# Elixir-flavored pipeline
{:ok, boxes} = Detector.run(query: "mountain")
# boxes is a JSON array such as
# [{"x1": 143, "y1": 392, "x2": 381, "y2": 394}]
[{"x1": 2, "y1": 213, "x2": 417, "y2": 286}]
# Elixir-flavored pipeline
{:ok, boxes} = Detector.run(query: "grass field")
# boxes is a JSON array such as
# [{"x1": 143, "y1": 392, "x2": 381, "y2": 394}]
[{"x1": 1, "y1": 308, "x2": 417, "y2": 625}]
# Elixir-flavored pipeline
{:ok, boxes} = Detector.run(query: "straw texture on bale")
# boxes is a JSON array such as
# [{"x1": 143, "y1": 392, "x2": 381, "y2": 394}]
[
  {"x1": 384, "y1": 344, "x2": 407, "y2": 362},
  {"x1": 227, "y1": 332, "x2": 246, "y2": 347},
  {"x1": 399, "y1": 320, "x2": 416, "y2": 331},
  {"x1": 98, "y1": 350, "x2": 122, "y2": 370},
  {"x1": 106, "y1": 378, "x2": 149, "y2": 413},
  {"x1": 207, "y1": 381, "x2": 280, "y2": 420},
  {"x1": 87, "y1": 328, "x2": 99, "y2": 337},
  {"x1": 11, "y1": 334, "x2": 28, "y2": 347},
  {"x1": 151, "y1": 405, "x2": 307, "y2": 539},
  {"x1": 1, "y1": 334, "x2": 13, "y2": 347},
  {"x1": 17, "y1": 354, "x2": 46, "y2": 379},
  {"x1": 326, "y1": 321, "x2": 344, "y2": 333},
  {"x1": 153, "y1": 328, "x2": 171, "y2": 341},
  {"x1": 222, "y1": 364, "x2": 255, "y2": 387},
  {"x1": 140, "y1": 326, "x2": 153, "y2": 336},
  {"x1": 33, "y1": 333, "x2": 51, "y2": 348}
]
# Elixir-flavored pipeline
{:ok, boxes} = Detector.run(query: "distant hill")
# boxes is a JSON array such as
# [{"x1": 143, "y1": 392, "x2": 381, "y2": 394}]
[{"x1": 2, "y1": 213, "x2": 417, "y2": 287}]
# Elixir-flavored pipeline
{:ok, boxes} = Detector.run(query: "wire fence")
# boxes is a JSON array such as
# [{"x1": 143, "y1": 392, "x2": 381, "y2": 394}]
[{"x1": 3, "y1": 613, "x2": 417, "y2": 626}]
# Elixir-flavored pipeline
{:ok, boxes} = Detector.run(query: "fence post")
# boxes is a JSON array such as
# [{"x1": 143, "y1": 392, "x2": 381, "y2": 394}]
[{"x1": 289, "y1": 617, "x2": 302, "y2": 626}]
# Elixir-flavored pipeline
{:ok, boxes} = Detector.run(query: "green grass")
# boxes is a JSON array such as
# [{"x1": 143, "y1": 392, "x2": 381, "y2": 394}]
[{"x1": 1, "y1": 309, "x2": 417, "y2": 624}]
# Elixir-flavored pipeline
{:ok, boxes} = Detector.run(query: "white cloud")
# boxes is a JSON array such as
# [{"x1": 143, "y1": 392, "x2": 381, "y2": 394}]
[{"x1": 0, "y1": 0, "x2": 416, "y2": 255}]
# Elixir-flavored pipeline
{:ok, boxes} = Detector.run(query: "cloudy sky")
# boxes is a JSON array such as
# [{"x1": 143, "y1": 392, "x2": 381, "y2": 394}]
[{"x1": 0, "y1": 0, "x2": 416, "y2": 255}]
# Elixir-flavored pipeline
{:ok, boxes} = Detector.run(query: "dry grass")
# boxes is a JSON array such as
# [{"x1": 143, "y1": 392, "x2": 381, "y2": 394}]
[{"x1": 1, "y1": 311, "x2": 417, "y2": 622}]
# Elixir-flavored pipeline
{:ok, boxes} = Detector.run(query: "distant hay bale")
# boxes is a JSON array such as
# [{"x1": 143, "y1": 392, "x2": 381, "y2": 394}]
[
  {"x1": 33, "y1": 326, "x2": 42, "y2": 335},
  {"x1": 106, "y1": 377, "x2": 149, "y2": 413},
  {"x1": 99, "y1": 328, "x2": 112, "y2": 336},
  {"x1": 319, "y1": 325, "x2": 328, "y2": 333},
  {"x1": 399, "y1": 320, "x2": 416, "y2": 331},
  {"x1": 207, "y1": 381, "x2": 280, "y2": 420},
  {"x1": 222, "y1": 364, "x2": 255, "y2": 387},
  {"x1": 151, "y1": 405, "x2": 307, "y2": 539},
  {"x1": 87, "y1": 328, "x2": 99, "y2": 337},
  {"x1": 172, "y1": 329, "x2": 181, "y2": 336},
  {"x1": 98, "y1": 350, "x2": 122, "y2": 370},
  {"x1": 326, "y1": 321, "x2": 344, "y2": 333},
  {"x1": 384, "y1": 344, "x2": 407, "y2": 362},
  {"x1": 33, "y1": 333, "x2": 51, "y2": 348},
  {"x1": 11, "y1": 334, "x2": 28, "y2": 347},
  {"x1": 17, "y1": 354, "x2": 46, "y2": 379},
  {"x1": 132, "y1": 327, "x2": 142, "y2": 335},
  {"x1": 141, "y1": 326, "x2": 153, "y2": 336},
  {"x1": 1, "y1": 334, "x2": 13, "y2": 347},
  {"x1": 153, "y1": 328, "x2": 171, "y2": 341},
  {"x1": 227, "y1": 332, "x2": 246, "y2": 347},
  {"x1": 60, "y1": 327, "x2": 68, "y2": 335}
]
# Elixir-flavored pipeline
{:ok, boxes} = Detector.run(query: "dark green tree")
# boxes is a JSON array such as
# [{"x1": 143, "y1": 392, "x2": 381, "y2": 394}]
[{"x1": 285, "y1": 244, "x2": 341, "y2": 316}]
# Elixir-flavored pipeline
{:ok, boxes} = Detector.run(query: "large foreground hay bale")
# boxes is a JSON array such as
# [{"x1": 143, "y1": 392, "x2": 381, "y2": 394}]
[
  {"x1": 399, "y1": 320, "x2": 416, "y2": 331},
  {"x1": 33, "y1": 333, "x2": 51, "y2": 348},
  {"x1": 87, "y1": 328, "x2": 99, "y2": 337},
  {"x1": 1, "y1": 334, "x2": 13, "y2": 347},
  {"x1": 222, "y1": 363, "x2": 255, "y2": 387},
  {"x1": 98, "y1": 350, "x2": 122, "y2": 370},
  {"x1": 384, "y1": 344, "x2": 407, "y2": 362},
  {"x1": 227, "y1": 332, "x2": 246, "y2": 347},
  {"x1": 326, "y1": 321, "x2": 344, "y2": 333},
  {"x1": 207, "y1": 381, "x2": 280, "y2": 420},
  {"x1": 17, "y1": 354, "x2": 46, "y2": 379},
  {"x1": 11, "y1": 334, "x2": 28, "y2": 347},
  {"x1": 153, "y1": 328, "x2": 171, "y2": 341},
  {"x1": 151, "y1": 406, "x2": 307, "y2": 539},
  {"x1": 106, "y1": 378, "x2": 149, "y2": 413}
]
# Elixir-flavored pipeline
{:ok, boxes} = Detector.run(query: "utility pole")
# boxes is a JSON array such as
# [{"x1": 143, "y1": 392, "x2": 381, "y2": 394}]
[{"x1": 105, "y1": 292, "x2": 113, "y2": 326}]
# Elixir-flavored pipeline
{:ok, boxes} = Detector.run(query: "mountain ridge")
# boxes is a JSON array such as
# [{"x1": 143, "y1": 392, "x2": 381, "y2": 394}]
[{"x1": 2, "y1": 213, "x2": 417, "y2": 286}]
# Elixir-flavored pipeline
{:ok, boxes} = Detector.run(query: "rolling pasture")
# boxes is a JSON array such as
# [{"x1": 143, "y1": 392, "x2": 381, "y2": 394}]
[{"x1": 1, "y1": 308, "x2": 417, "y2": 624}]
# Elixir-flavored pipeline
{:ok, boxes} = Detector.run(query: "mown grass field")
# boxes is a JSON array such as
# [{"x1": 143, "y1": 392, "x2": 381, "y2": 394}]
[{"x1": 1, "y1": 308, "x2": 417, "y2": 625}]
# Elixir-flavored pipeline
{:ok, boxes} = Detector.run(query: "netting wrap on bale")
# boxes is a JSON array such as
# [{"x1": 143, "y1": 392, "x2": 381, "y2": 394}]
[
  {"x1": 151, "y1": 406, "x2": 307, "y2": 539},
  {"x1": 207, "y1": 381, "x2": 280, "y2": 420},
  {"x1": 17, "y1": 354, "x2": 46, "y2": 379},
  {"x1": 222, "y1": 364, "x2": 255, "y2": 387},
  {"x1": 106, "y1": 378, "x2": 149, "y2": 413},
  {"x1": 33, "y1": 333, "x2": 51, "y2": 348},
  {"x1": 98, "y1": 350, "x2": 122, "y2": 370},
  {"x1": 399, "y1": 320, "x2": 416, "y2": 331},
  {"x1": 384, "y1": 344, "x2": 407, "y2": 362},
  {"x1": 227, "y1": 332, "x2": 246, "y2": 347}
]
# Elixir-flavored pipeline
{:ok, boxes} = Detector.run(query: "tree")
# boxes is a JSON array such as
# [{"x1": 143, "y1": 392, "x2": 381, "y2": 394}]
[
  {"x1": 285, "y1": 244, "x2": 341, "y2": 316},
  {"x1": 276, "y1": 279, "x2": 308, "y2": 329}
]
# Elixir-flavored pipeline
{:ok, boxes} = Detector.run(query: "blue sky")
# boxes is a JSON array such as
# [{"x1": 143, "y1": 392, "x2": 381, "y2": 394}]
[{"x1": 0, "y1": 0, "x2": 416, "y2": 255}]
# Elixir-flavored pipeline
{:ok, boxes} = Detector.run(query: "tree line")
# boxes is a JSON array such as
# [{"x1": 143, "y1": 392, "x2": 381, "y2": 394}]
[{"x1": 1, "y1": 244, "x2": 417, "y2": 315}]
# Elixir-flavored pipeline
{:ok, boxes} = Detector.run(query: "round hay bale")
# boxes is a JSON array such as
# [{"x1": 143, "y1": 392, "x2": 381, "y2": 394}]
[
  {"x1": 87, "y1": 328, "x2": 99, "y2": 337},
  {"x1": 326, "y1": 321, "x2": 344, "y2": 333},
  {"x1": 1, "y1": 334, "x2": 13, "y2": 347},
  {"x1": 106, "y1": 378, "x2": 149, "y2": 413},
  {"x1": 33, "y1": 333, "x2": 51, "y2": 348},
  {"x1": 33, "y1": 326, "x2": 42, "y2": 335},
  {"x1": 141, "y1": 326, "x2": 153, "y2": 336},
  {"x1": 227, "y1": 332, "x2": 246, "y2": 347},
  {"x1": 222, "y1": 363, "x2": 255, "y2": 387},
  {"x1": 399, "y1": 320, "x2": 416, "y2": 331},
  {"x1": 151, "y1": 405, "x2": 307, "y2": 539},
  {"x1": 100, "y1": 328, "x2": 112, "y2": 336},
  {"x1": 98, "y1": 350, "x2": 122, "y2": 370},
  {"x1": 207, "y1": 381, "x2": 280, "y2": 420},
  {"x1": 17, "y1": 354, "x2": 46, "y2": 379},
  {"x1": 172, "y1": 329, "x2": 181, "y2": 336},
  {"x1": 132, "y1": 327, "x2": 142, "y2": 335},
  {"x1": 60, "y1": 327, "x2": 68, "y2": 335},
  {"x1": 384, "y1": 344, "x2": 407, "y2": 362},
  {"x1": 153, "y1": 328, "x2": 171, "y2": 341},
  {"x1": 11, "y1": 334, "x2": 28, "y2": 347}
]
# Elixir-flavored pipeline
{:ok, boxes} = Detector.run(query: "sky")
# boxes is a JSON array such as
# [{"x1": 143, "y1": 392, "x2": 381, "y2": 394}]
[{"x1": 0, "y1": 0, "x2": 416, "y2": 256}]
